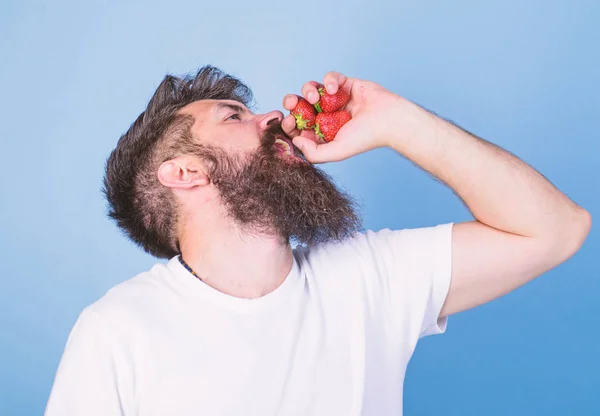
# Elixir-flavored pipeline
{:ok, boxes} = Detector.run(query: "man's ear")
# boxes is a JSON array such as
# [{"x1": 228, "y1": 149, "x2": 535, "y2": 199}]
[{"x1": 157, "y1": 156, "x2": 210, "y2": 189}]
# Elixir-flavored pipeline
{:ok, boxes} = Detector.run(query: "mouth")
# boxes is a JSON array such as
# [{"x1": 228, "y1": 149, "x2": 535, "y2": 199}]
[
  {"x1": 273, "y1": 135, "x2": 306, "y2": 163},
  {"x1": 274, "y1": 136, "x2": 294, "y2": 156}
]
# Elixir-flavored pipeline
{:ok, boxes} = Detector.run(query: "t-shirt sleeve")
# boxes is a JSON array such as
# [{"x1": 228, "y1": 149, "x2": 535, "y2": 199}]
[
  {"x1": 364, "y1": 223, "x2": 453, "y2": 339},
  {"x1": 45, "y1": 307, "x2": 129, "y2": 416}
]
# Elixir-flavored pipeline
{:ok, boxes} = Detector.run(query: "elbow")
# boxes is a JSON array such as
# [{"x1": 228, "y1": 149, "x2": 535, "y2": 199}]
[
  {"x1": 575, "y1": 207, "x2": 592, "y2": 248},
  {"x1": 550, "y1": 207, "x2": 592, "y2": 262},
  {"x1": 570, "y1": 207, "x2": 592, "y2": 253}
]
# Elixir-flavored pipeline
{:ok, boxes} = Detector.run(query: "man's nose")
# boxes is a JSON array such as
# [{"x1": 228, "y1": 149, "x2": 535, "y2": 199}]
[{"x1": 258, "y1": 110, "x2": 284, "y2": 130}]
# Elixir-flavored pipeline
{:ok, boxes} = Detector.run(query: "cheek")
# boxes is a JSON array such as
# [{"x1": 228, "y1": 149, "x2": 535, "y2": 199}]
[{"x1": 222, "y1": 127, "x2": 261, "y2": 154}]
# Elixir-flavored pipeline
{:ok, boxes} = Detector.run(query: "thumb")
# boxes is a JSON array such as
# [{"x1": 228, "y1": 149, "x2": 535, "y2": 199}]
[{"x1": 292, "y1": 136, "x2": 345, "y2": 164}]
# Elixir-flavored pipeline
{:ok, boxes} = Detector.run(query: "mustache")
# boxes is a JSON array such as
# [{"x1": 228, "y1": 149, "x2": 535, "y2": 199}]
[
  {"x1": 261, "y1": 119, "x2": 288, "y2": 143},
  {"x1": 261, "y1": 119, "x2": 306, "y2": 160}
]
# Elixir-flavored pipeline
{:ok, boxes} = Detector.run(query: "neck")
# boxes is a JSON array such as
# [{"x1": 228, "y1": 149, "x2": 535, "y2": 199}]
[{"x1": 179, "y1": 214, "x2": 293, "y2": 300}]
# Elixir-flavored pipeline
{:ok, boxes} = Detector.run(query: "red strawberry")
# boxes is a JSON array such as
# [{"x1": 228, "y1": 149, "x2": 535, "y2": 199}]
[
  {"x1": 290, "y1": 97, "x2": 317, "y2": 130},
  {"x1": 314, "y1": 110, "x2": 351, "y2": 142},
  {"x1": 314, "y1": 87, "x2": 350, "y2": 113}
]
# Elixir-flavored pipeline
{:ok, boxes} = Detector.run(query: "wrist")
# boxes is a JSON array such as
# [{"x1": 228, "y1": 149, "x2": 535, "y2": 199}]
[{"x1": 382, "y1": 97, "x2": 437, "y2": 150}]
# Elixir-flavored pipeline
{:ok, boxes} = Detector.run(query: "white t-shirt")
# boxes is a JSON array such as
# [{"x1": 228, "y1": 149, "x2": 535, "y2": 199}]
[{"x1": 46, "y1": 223, "x2": 453, "y2": 416}]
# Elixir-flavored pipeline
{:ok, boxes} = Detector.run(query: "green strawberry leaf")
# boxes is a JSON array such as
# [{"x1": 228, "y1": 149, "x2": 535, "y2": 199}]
[{"x1": 314, "y1": 123, "x2": 324, "y2": 139}]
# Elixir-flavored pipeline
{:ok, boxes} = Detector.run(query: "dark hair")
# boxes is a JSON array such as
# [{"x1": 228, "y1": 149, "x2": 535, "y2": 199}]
[{"x1": 102, "y1": 66, "x2": 254, "y2": 259}]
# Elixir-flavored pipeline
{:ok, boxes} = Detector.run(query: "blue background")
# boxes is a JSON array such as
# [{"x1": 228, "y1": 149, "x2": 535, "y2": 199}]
[{"x1": 1, "y1": 0, "x2": 598, "y2": 414}]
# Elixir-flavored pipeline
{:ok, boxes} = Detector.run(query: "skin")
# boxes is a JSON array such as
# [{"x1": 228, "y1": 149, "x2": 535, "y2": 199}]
[
  {"x1": 155, "y1": 98, "x2": 361, "y2": 299},
  {"x1": 282, "y1": 72, "x2": 592, "y2": 317},
  {"x1": 156, "y1": 100, "x2": 297, "y2": 299},
  {"x1": 157, "y1": 72, "x2": 591, "y2": 319}
]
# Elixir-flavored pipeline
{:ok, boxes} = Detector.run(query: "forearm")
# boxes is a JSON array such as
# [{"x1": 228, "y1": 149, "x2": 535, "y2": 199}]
[{"x1": 387, "y1": 99, "x2": 590, "y2": 244}]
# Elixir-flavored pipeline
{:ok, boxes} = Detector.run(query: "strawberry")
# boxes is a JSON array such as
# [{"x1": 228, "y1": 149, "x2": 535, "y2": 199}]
[
  {"x1": 314, "y1": 110, "x2": 351, "y2": 142},
  {"x1": 314, "y1": 87, "x2": 350, "y2": 113},
  {"x1": 290, "y1": 97, "x2": 317, "y2": 130}
]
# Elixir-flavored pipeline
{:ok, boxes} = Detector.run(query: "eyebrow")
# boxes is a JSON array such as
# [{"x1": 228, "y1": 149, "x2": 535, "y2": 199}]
[{"x1": 212, "y1": 102, "x2": 248, "y2": 117}]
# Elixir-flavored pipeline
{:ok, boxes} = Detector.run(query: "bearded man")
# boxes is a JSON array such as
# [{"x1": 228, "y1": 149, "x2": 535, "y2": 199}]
[{"x1": 46, "y1": 66, "x2": 591, "y2": 415}]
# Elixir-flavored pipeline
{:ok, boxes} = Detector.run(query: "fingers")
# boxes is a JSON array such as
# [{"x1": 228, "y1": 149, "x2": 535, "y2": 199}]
[
  {"x1": 301, "y1": 81, "x2": 321, "y2": 104},
  {"x1": 281, "y1": 114, "x2": 299, "y2": 137},
  {"x1": 292, "y1": 136, "x2": 348, "y2": 164},
  {"x1": 283, "y1": 116, "x2": 323, "y2": 141},
  {"x1": 322, "y1": 72, "x2": 347, "y2": 95},
  {"x1": 298, "y1": 73, "x2": 348, "y2": 103},
  {"x1": 283, "y1": 72, "x2": 350, "y2": 111},
  {"x1": 282, "y1": 94, "x2": 298, "y2": 111},
  {"x1": 281, "y1": 72, "x2": 350, "y2": 141},
  {"x1": 282, "y1": 82, "x2": 320, "y2": 110}
]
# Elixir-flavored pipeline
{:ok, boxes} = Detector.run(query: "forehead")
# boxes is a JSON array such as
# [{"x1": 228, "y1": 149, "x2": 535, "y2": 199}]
[{"x1": 178, "y1": 99, "x2": 250, "y2": 122}]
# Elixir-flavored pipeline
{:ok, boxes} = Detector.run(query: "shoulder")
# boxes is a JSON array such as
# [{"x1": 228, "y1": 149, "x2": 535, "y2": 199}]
[
  {"x1": 291, "y1": 229, "x2": 391, "y2": 283},
  {"x1": 83, "y1": 261, "x2": 177, "y2": 328},
  {"x1": 295, "y1": 223, "x2": 453, "y2": 265},
  {"x1": 295, "y1": 228, "x2": 389, "y2": 258},
  {"x1": 292, "y1": 223, "x2": 454, "y2": 288}
]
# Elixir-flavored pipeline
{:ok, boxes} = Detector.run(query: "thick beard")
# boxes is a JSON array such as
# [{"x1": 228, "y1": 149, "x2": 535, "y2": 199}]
[{"x1": 201, "y1": 122, "x2": 363, "y2": 247}]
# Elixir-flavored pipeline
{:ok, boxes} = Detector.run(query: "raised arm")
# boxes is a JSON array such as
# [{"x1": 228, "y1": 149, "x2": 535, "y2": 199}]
[
  {"x1": 282, "y1": 72, "x2": 592, "y2": 317},
  {"x1": 386, "y1": 102, "x2": 591, "y2": 316}
]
